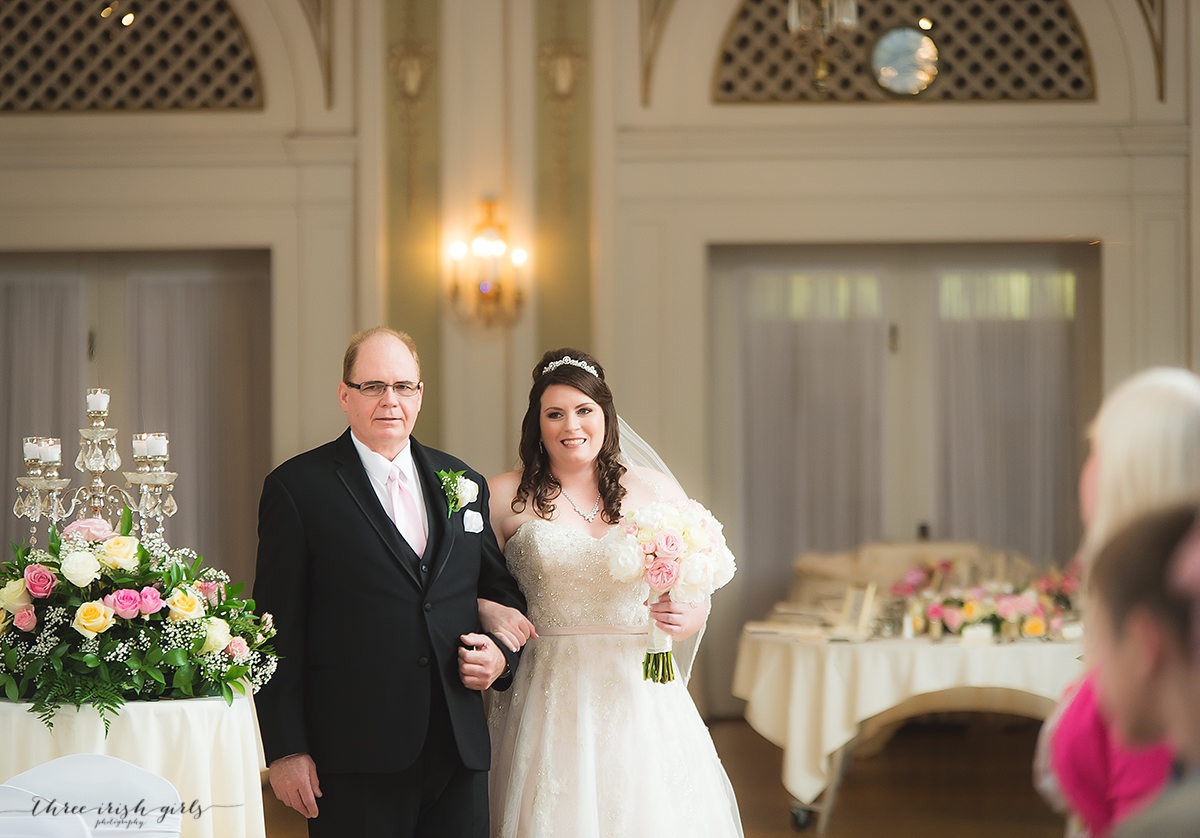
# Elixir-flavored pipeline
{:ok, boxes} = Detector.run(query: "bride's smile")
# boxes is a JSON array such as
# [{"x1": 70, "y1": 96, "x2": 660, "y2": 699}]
[{"x1": 540, "y1": 384, "x2": 604, "y2": 467}]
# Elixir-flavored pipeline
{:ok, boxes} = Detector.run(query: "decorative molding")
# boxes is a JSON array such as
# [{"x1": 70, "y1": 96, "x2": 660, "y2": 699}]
[
  {"x1": 638, "y1": 0, "x2": 676, "y2": 107},
  {"x1": 1135, "y1": 0, "x2": 1166, "y2": 101},
  {"x1": 0, "y1": 0, "x2": 263, "y2": 112},
  {"x1": 297, "y1": 0, "x2": 334, "y2": 109},
  {"x1": 0, "y1": 133, "x2": 358, "y2": 170},
  {"x1": 712, "y1": 0, "x2": 1094, "y2": 103},
  {"x1": 387, "y1": 2, "x2": 434, "y2": 215},
  {"x1": 539, "y1": 0, "x2": 587, "y2": 212},
  {"x1": 615, "y1": 125, "x2": 1191, "y2": 163}
]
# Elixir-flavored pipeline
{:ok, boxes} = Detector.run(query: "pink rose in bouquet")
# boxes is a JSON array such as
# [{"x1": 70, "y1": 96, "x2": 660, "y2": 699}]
[
  {"x1": 645, "y1": 558, "x2": 680, "y2": 593},
  {"x1": 61, "y1": 518, "x2": 116, "y2": 541},
  {"x1": 225, "y1": 636, "x2": 250, "y2": 662},
  {"x1": 903, "y1": 568, "x2": 926, "y2": 587},
  {"x1": 104, "y1": 589, "x2": 143, "y2": 620},
  {"x1": 13, "y1": 604, "x2": 37, "y2": 632},
  {"x1": 891, "y1": 581, "x2": 915, "y2": 598},
  {"x1": 139, "y1": 586, "x2": 165, "y2": 616},
  {"x1": 925, "y1": 601, "x2": 944, "y2": 622},
  {"x1": 942, "y1": 607, "x2": 964, "y2": 633},
  {"x1": 654, "y1": 530, "x2": 686, "y2": 560},
  {"x1": 996, "y1": 595, "x2": 1019, "y2": 621},
  {"x1": 22, "y1": 564, "x2": 57, "y2": 598},
  {"x1": 196, "y1": 580, "x2": 224, "y2": 605}
]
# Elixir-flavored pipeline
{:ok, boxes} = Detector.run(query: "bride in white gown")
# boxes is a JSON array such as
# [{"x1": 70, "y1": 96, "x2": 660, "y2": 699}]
[{"x1": 479, "y1": 348, "x2": 743, "y2": 838}]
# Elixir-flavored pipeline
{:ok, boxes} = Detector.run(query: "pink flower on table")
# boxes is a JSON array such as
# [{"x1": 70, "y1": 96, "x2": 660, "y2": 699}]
[
  {"x1": 925, "y1": 602, "x2": 944, "y2": 622},
  {"x1": 892, "y1": 582, "x2": 915, "y2": 598},
  {"x1": 645, "y1": 558, "x2": 681, "y2": 593},
  {"x1": 225, "y1": 636, "x2": 250, "y2": 662},
  {"x1": 1060, "y1": 575, "x2": 1079, "y2": 595},
  {"x1": 1015, "y1": 592, "x2": 1038, "y2": 616},
  {"x1": 139, "y1": 586, "x2": 165, "y2": 616},
  {"x1": 1050, "y1": 615, "x2": 1065, "y2": 635},
  {"x1": 942, "y1": 607, "x2": 964, "y2": 633},
  {"x1": 996, "y1": 596, "x2": 1018, "y2": 621},
  {"x1": 13, "y1": 604, "x2": 37, "y2": 632},
  {"x1": 654, "y1": 530, "x2": 686, "y2": 560},
  {"x1": 22, "y1": 564, "x2": 57, "y2": 598},
  {"x1": 903, "y1": 568, "x2": 926, "y2": 587},
  {"x1": 103, "y1": 589, "x2": 143, "y2": 620},
  {"x1": 61, "y1": 518, "x2": 116, "y2": 541},
  {"x1": 195, "y1": 581, "x2": 223, "y2": 605}
]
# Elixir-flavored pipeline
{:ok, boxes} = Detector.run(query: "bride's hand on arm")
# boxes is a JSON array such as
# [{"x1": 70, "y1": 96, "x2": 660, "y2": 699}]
[
  {"x1": 648, "y1": 592, "x2": 709, "y2": 641},
  {"x1": 479, "y1": 598, "x2": 538, "y2": 652}
]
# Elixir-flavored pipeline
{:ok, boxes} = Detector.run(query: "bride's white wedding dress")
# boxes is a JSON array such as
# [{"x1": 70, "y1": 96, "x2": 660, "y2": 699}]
[{"x1": 487, "y1": 519, "x2": 743, "y2": 838}]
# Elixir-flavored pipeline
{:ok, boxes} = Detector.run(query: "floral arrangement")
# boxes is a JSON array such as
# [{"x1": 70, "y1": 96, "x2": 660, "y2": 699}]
[
  {"x1": 890, "y1": 559, "x2": 1082, "y2": 641},
  {"x1": 0, "y1": 511, "x2": 277, "y2": 730},
  {"x1": 602, "y1": 500, "x2": 736, "y2": 683},
  {"x1": 436, "y1": 469, "x2": 479, "y2": 517}
]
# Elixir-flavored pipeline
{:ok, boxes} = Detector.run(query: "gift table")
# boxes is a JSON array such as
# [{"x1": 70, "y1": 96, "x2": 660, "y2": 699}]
[
  {"x1": 732, "y1": 623, "x2": 1085, "y2": 831},
  {"x1": 0, "y1": 692, "x2": 267, "y2": 838}
]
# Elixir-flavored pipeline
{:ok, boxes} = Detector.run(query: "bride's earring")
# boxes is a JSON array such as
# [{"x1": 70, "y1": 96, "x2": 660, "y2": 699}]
[{"x1": 539, "y1": 440, "x2": 545, "y2": 454}]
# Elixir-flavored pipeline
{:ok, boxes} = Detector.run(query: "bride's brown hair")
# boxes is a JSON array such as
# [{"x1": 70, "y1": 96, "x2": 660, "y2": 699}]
[{"x1": 513, "y1": 348, "x2": 627, "y2": 524}]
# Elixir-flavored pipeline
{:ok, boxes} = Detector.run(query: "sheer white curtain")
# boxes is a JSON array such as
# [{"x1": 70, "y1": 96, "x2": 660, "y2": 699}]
[
  {"x1": 126, "y1": 269, "x2": 270, "y2": 588},
  {"x1": 934, "y1": 270, "x2": 1081, "y2": 564},
  {"x1": 737, "y1": 270, "x2": 886, "y2": 622},
  {"x1": 0, "y1": 275, "x2": 87, "y2": 553}
]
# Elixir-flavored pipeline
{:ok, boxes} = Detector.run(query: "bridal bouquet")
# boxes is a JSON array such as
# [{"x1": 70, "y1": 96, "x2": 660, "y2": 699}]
[
  {"x1": 602, "y1": 500, "x2": 736, "y2": 683},
  {"x1": 0, "y1": 510, "x2": 278, "y2": 730}
]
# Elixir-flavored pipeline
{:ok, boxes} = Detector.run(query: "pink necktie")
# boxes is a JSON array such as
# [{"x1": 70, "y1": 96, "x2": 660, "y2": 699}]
[{"x1": 387, "y1": 464, "x2": 427, "y2": 557}]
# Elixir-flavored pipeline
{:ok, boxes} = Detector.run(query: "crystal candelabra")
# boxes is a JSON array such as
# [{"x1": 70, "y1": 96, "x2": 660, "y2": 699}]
[{"x1": 12, "y1": 389, "x2": 178, "y2": 547}]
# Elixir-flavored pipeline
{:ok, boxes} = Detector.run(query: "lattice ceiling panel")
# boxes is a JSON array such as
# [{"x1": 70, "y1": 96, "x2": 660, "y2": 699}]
[
  {"x1": 714, "y1": 0, "x2": 1095, "y2": 103},
  {"x1": 0, "y1": 0, "x2": 263, "y2": 111}
]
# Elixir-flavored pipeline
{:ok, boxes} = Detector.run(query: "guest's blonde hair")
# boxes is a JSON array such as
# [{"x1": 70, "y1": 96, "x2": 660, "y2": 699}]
[{"x1": 1083, "y1": 367, "x2": 1200, "y2": 563}]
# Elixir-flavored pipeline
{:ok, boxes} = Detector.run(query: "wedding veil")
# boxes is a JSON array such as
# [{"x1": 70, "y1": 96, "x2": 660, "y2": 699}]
[{"x1": 617, "y1": 416, "x2": 707, "y2": 687}]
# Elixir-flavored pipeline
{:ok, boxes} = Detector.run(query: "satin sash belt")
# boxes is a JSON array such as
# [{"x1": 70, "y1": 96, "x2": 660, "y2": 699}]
[{"x1": 536, "y1": 625, "x2": 648, "y2": 637}]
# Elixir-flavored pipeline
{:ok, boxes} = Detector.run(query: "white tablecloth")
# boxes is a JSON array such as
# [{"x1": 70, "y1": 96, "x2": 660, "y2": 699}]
[
  {"x1": 0, "y1": 693, "x2": 267, "y2": 838},
  {"x1": 731, "y1": 625, "x2": 1085, "y2": 805}
]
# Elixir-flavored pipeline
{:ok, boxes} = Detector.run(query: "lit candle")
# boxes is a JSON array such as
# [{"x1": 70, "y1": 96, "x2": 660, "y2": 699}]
[
  {"x1": 146, "y1": 433, "x2": 169, "y2": 457},
  {"x1": 39, "y1": 439, "x2": 62, "y2": 464},
  {"x1": 132, "y1": 434, "x2": 149, "y2": 459},
  {"x1": 23, "y1": 438, "x2": 40, "y2": 460},
  {"x1": 86, "y1": 389, "x2": 110, "y2": 412}
]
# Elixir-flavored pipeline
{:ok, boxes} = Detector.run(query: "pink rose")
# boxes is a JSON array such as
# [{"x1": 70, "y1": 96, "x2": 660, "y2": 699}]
[
  {"x1": 903, "y1": 568, "x2": 925, "y2": 587},
  {"x1": 894, "y1": 582, "x2": 915, "y2": 598},
  {"x1": 1050, "y1": 615, "x2": 1064, "y2": 635},
  {"x1": 225, "y1": 636, "x2": 250, "y2": 662},
  {"x1": 624, "y1": 525, "x2": 639, "y2": 536},
  {"x1": 942, "y1": 607, "x2": 964, "y2": 633},
  {"x1": 925, "y1": 602, "x2": 944, "y2": 622},
  {"x1": 1060, "y1": 575, "x2": 1079, "y2": 595},
  {"x1": 655, "y1": 529, "x2": 686, "y2": 559},
  {"x1": 996, "y1": 596, "x2": 1018, "y2": 620},
  {"x1": 104, "y1": 589, "x2": 143, "y2": 620},
  {"x1": 1015, "y1": 594, "x2": 1037, "y2": 616},
  {"x1": 13, "y1": 604, "x2": 37, "y2": 632},
  {"x1": 1037, "y1": 575, "x2": 1055, "y2": 594},
  {"x1": 61, "y1": 518, "x2": 116, "y2": 541},
  {"x1": 139, "y1": 586, "x2": 165, "y2": 616},
  {"x1": 644, "y1": 558, "x2": 680, "y2": 592},
  {"x1": 196, "y1": 581, "x2": 224, "y2": 605},
  {"x1": 641, "y1": 541, "x2": 657, "y2": 555},
  {"x1": 22, "y1": 564, "x2": 57, "y2": 598}
]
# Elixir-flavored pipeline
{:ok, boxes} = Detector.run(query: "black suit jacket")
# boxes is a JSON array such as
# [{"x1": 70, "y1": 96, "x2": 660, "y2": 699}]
[{"x1": 252, "y1": 430, "x2": 526, "y2": 773}]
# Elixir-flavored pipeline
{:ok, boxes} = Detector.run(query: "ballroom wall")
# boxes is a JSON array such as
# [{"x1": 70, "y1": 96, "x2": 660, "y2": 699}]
[{"x1": 0, "y1": 0, "x2": 1196, "y2": 713}]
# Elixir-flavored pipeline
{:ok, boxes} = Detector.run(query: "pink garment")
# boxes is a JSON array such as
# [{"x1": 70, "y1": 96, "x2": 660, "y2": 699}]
[{"x1": 1050, "y1": 671, "x2": 1173, "y2": 837}]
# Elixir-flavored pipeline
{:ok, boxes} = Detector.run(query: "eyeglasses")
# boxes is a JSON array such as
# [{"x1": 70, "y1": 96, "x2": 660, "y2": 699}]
[{"x1": 346, "y1": 381, "x2": 422, "y2": 399}]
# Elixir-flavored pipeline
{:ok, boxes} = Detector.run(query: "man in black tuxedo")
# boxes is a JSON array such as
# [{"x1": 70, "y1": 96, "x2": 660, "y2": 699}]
[{"x1": 253, "y1": 327, "x2": 526, "y2": 837}]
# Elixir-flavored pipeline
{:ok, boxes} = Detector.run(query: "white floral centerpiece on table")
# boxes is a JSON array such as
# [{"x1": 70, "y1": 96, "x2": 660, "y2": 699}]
[
  {"x1": 602, "y1": 499, "x2": 736, "y2": 683},
  {"x1": 0, "y1": 508, "x2": 277, "y2": 730}
]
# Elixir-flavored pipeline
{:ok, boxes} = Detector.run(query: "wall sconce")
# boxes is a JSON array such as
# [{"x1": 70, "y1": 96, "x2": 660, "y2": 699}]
[{"x1": 448, "y1": 198, "x2": 528, "y2": 327}]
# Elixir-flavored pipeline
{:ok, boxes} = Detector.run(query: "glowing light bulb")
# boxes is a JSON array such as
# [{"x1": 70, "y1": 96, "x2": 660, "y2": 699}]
[
  {"x1": 918, "y1": 18, "x2": 932, "y2": 30},
  {"x1": 492, "y1": 239, "x2": 507, "y2": 257},
  {"x1": 122, "y1": 12, "x2": 134, "y2": 25},
  {"x1": 449, "y1": 241, "x2": 467, "y2": 260},
  {"x1": 101, "y1": 6, "x2": 114, "y2": 18},
  {"x1": 471, "y1": 237, "x2": 490, "y2": 257},
  {"x1": 511, "y1": 248, "x2": 528, "y2": 266}
]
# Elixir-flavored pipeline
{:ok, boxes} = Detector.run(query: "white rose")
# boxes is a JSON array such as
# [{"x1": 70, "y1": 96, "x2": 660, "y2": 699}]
[
  {"x1": 711, "y1": 547, "x2": 737, "y2": 590},
  {"x1": 0, "y1": 578, "x2": 32, "y2": 614},
  {"x1": 456, "y1": 477, "x2": 479, "y2": 506},
  {"x1": 60, "y1": 550, "x2": 102, "y2": 588},
  {"x1": 98, "y1": 536, "x2": 140, "y2": 572},
  {"x1": 603, "y1": 533, "x2": 645, "y2": 583},
  {"x1": 200, "y1": 617, "x2": 232, "y2": 654},
  {"x1": 672, "y1": 552, "x2": 716, "y2": 603}
]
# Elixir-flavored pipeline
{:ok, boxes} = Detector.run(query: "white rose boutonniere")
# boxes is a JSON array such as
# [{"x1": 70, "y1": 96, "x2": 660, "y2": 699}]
[{"x1": 436, "y1": 469, "x2": 479, "y2": 517}]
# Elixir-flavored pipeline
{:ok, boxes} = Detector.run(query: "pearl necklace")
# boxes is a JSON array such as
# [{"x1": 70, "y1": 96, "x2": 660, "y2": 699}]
[{"x1": 559, "y1": 486, "x2": 602, "y2": 523}]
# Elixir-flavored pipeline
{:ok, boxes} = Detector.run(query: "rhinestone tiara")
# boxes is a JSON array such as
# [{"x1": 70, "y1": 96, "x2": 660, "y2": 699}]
[{"x1": 541, "y1": 356, "x2": 599, "y2": 378}]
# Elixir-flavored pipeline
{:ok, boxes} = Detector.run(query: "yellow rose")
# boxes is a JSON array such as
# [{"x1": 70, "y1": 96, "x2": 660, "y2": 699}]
[
  {"x1": 98, "y1": 536, "x2": 140, "y2": 572},
  {"x1": 1021, "y1": 615, "x2": 1047, "y2": 638},
  {"x1": 961, "y1": 600, "x2": 984, "y2": 622},
  {"x1": 166, "y1": 587, "x2": 206, "y2": 621},
  {"x1": 199, "y1": 617, "x2": 232, "y2": 654},
  {"x1": 71, "y1": 600, "x2": 115, "y2": 638},
  {"x1": 0, "y1": 578, "x2": 31, "y2": 614},
  {"x1": 636, "y1": 528, "x2": 655, "y2": 545},
  {"x1": 0, "y1": 609, "x2": 10, "y2": 638}
]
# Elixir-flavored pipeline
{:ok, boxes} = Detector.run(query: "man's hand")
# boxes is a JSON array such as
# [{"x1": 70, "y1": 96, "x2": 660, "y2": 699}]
[
  {"x1": 268, "y1": 752, "x2": 322, "y2": 819},
  {"x1": 459, "y1": 632, "x2": 507, "y2": 690},
  {"x1": 478, "y1": 598, "x2": 537, "y2": 652}
]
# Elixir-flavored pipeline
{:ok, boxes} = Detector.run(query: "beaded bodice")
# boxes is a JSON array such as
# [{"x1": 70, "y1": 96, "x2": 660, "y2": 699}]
[{"x1": 503, "y1": 520, "x2": 649, "y2": 630}]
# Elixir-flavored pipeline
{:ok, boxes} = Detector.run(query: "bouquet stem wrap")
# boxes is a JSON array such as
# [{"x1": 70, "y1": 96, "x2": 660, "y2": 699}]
[{"x1": 643, "y1": 592, "x2": 675, "y2": 683}]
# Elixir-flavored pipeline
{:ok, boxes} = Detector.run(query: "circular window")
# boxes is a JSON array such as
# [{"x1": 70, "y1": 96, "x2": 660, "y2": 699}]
[{"x1": 872, "y1": 28, "x2": 939, "y2": 95}]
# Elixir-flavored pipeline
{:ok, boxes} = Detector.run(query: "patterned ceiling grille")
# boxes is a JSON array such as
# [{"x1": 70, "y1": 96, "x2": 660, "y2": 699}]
[
  {"x1": 0, "y1": 0, "x2": 263, "y2": 111},
  {"x1": 713, "y1": 0, "x2": 1094, "y2": 103}
]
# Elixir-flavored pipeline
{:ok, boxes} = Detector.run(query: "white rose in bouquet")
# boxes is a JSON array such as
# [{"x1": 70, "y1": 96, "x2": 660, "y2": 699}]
[
  {"x1": 60, "y1": 550, "x2": 102, "y2": 587},
  {"x1": 0, "y1": 578, "x2": 31, "y2": 613},
  {"x1": 603, "y1": 529, "x2": 646, "y2": 583},
  {"x1": 672, "y1": 552, "x2": 717, "y2": 603},
  {"x1": 200, "y1": 617, "x2": 232, "y2": 654},
  {"x1": 712, "y1": 546, "x2": 737, "y2": 589}
]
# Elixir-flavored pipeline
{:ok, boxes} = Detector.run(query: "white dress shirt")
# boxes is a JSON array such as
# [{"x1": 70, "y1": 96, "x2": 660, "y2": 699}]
[{"x1": 350, "y1": 431, "x2": 429, "y2": 542}]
